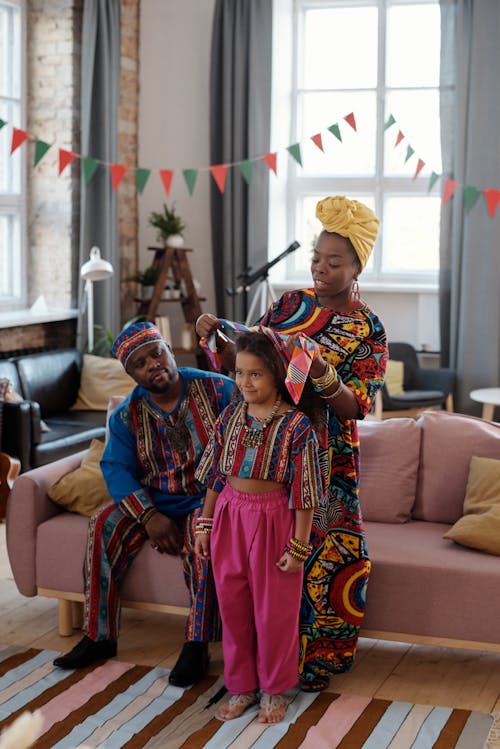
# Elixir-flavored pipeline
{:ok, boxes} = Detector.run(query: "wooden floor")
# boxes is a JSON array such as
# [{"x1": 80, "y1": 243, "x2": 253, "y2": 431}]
[{"x1": 1, "y1": 521, "x2": 499, "y2": 715}]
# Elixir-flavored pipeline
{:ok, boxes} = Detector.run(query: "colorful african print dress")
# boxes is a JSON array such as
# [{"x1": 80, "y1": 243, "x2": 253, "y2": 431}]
[{"x1": 260, "y1": 288, "x2": 387, "y2": 680}]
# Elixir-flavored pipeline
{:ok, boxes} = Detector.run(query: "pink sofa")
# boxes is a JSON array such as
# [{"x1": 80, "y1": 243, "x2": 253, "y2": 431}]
[{"x1": 6, "y1": 410, "x2": 500, "y2": 648}]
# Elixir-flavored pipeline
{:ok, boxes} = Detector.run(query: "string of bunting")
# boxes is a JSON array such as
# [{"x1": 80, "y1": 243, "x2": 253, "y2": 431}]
[
  {"x1": 0, "y1": 112, "x2": 357, "y2": 198},
  {"x1": 385, "y1": 113, "x2": 500, "y2": 218}
]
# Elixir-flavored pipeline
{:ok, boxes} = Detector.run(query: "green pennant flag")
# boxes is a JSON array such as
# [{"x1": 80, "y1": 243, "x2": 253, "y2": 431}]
[
  {"x1": 83, "y1": 157, "x2": 99, "y2": 184},
  {"x1": 182, "y1": 168, "x2": 198, "y2": 195},
  {"x1": 0, "y1": 119, "x2": 6, "y2": 130},
  {"x1": 239, "y1": 160, "x2": 253, "y2": 185},
  {"x1": 404, "y1": 145, "x2": 415, "y2": 163},
  {"x1": 384, "y1": 114, "x2": 396, "y2": 131},
  {"x1": 34, "y1": 140, "x2": 51, "y2": 166},
  {"x1": 136, "y1": 167, "x2": 151, "y2": 194},
  {"x1": 328, "y1": 123, "x2": 342, "y2": 142},
  {"x1": 287, "y1": 143, "x2": 302, "y2": 166},
  {"x1": 428, "y1": 171, "x2": 440, "y2": 192},
  {"x1": 463, "y1": 185, "x2": 481, "y2": 213}
]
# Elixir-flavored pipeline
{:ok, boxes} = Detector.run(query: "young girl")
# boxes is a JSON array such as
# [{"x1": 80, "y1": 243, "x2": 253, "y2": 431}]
[{"x1": 194, "y1": 331, "x2": 325, "y2": 724}]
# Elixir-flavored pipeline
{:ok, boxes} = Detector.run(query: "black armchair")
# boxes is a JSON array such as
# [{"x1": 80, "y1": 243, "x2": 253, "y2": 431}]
[{"x1": 377, "y1": 342, "x2": 455, "y2": 419}]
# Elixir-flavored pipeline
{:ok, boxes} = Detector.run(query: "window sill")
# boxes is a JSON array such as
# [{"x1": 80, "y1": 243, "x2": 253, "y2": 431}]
[{"x1": 0, "y1": 308, "x2": 78, "y2": 330}]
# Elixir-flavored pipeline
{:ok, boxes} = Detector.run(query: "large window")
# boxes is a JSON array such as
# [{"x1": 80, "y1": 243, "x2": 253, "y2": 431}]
[
  {"x1": 0, "y1": 0, "x2": 25, "y2": 309},
  {"x1": 270, "y1": 0, "x2": 442, "y2": 288}
]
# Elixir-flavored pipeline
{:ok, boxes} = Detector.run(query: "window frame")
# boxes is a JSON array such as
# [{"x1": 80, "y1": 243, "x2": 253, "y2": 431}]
[
  {"x1": 0, "y1": 0, "x2": 27, "y2": 310},
  {"x1": 270, "y1": 0, "x2": 442, "y2": 291}
]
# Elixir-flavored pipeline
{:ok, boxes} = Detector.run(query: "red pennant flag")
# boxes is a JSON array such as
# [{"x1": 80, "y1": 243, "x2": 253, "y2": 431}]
[
  {"x1": 413, "y1": 158, "x2": 426, "y2": 180},
  {"x1": 58, "y1": 149, "x2": 76, "y2": 175},
  {"x1": 263, "y1": 152, "x2": 277, "y2": 175},
  {"x1": 311, "y1": 133, "x2": 324, "y2": 152},
  {"x1": 109, "y1": 163, "x2": 127, "y2": 191},
  {"x1": 394, "y1": 130, "x2": 405, "y2": 147},
  {"x1": 210, "y1": 164, "x2": 228, "y2": 193},
  {"x1": 10, "y1": 127, "x2": 29, "y2": 154},
  {"x1": 159, "y1": 169, "x2": 174, "y2": 196},
  {"x1": 343, "y1": 112, "x2": 357, "y2": 131},
  {"x1": 442, "y1": 178, "x2": 459, "y2": 205},
  {"x1": 483, "y1": 189, "x2": 500, "y2": 218}
]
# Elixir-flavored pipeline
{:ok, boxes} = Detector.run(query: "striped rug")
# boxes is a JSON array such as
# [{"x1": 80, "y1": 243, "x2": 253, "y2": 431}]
[{"x1": 0, "y1": 645, "x2": 498, "y2": 748}]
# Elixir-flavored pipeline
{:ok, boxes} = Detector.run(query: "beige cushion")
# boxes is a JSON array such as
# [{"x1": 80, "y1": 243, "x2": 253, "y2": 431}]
[
  {"x1": 385, "y1": 359, "x2": 404, "y2": 395},
  {"x1": 48, "y1": 439, "x2": 112, "y2": 516},
  {"x1": 444, "y1": 456, "x2": 500, "y2": 555},
  {"x1": 71, "y1": 354, "x2": 135, "y2": 411}
]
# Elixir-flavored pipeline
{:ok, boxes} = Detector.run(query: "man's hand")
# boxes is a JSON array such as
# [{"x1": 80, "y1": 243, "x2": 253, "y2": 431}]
[{"x1": 145, "y1": 513, "x2": 183, "y2": 555}]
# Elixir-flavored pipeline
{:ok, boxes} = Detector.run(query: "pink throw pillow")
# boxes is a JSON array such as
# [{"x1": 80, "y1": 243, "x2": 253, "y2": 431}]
[
  {"x1": 413, "y1": 410, "x2": 500, "y2": 523},
  {"x1": 359, "y1": 418, "x2": 421, "y2": 523}
]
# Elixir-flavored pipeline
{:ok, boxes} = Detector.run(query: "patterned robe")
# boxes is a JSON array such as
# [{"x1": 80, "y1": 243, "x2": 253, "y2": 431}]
[{"x1": 260, "y1": 288, "x2": 387, "y2": 679}]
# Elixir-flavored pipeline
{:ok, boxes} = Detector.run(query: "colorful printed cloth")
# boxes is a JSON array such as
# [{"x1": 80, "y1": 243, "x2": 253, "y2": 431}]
[{"x1": 259, "y1": 288, "x2": 388, "y2": 679}]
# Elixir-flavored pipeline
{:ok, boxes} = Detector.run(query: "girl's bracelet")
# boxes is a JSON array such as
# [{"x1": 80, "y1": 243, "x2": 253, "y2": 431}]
[
  {"x1": 284, "y1": 544, "x2": 309, "y2": 563},
  {"x1": 195, "y1": 516, "x2": 214, "y2": 535},
  {"x1": 288, "y1": 536, "x2": 313, "y2": 554}
]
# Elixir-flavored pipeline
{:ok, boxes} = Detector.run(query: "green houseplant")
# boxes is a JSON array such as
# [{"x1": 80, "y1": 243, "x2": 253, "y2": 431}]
[
  {"x1": 149, "y1": 202, "x2": 186, "y2": 247},
  {"x1": 126, "y1": 265, "x2": 159, "y2": 300}
]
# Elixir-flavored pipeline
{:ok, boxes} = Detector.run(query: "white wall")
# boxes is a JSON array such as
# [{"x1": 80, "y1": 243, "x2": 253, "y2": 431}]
[{"x1": 139, "y1": 1, "x2": 439, "y2": 352}]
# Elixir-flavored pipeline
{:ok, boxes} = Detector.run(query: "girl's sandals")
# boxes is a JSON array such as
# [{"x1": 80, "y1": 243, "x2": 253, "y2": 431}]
[
  {"x1": 298, "y1": 674, "x2": 330, "y2": 692},
  {"x1": 258, "y1": 692, "x2": 290, "y2": 724},
  {"x1": 215, "y1": 691, "x2": 259, "y2": 721}
]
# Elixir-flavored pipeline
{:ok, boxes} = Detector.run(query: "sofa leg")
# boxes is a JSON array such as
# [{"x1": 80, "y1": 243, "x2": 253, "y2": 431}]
[{"x1": 58, "y1": 600, "x2": 74, "y2": 637}]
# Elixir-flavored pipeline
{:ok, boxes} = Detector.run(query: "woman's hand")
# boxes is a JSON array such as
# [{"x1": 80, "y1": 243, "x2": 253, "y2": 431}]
[
  {"x1": 195, "y1": 532, "x2": 211, "y2": 559},
  {"x1": 276, "y1": 551, "x2": 303, "y2": 573},
  {"x1": 195, "y1": 314, "x2": 220, "y2": 339}
]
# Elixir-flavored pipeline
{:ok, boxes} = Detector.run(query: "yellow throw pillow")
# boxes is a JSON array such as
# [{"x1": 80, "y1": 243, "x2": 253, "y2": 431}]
[
  {"x1": 385, "y1": 359, "x2": 404, "y2": 396},
  {"x1": 48, "y1": 439, "x2": 113, "y2": 516},
  {"x1": 72, "y1": 354, "x2": 135, "y2": 411},
  {"x1": 444, "y1": 456, "x2": 500, "y2": 555}
]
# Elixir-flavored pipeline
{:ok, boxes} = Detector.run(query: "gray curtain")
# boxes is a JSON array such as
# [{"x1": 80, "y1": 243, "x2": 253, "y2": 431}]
[
  {"x1": 79, "y1": 0, "x2": 121, "y2": 348},
  {"x1": 210, "y1": 0, "x2": 273, "y2": 322},
  {"x1": 439, "y1": 0, "x2": 500, "y2": 413}
]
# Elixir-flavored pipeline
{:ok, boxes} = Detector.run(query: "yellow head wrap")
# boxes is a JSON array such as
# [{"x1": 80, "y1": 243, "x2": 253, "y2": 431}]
[{"x1": 315, "y1": 195, "x2": 380, "y2": 270}]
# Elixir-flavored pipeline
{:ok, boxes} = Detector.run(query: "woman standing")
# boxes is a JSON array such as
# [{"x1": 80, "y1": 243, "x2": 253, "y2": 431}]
[{"x1": 196, "y1": 196, "x2": 387, "y2": 691}]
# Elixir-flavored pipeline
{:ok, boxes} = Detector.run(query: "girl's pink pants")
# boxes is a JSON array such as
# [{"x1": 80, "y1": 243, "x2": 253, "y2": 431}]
[{"x1": 211, "y1": 483, "x2": 302, "y2": 695}]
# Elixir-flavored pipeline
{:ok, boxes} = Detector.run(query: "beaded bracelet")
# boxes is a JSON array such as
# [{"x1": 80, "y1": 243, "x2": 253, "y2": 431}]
[
  {"x1": 288, "y1": 536, "x2": 313, "y2": 555},
  {"x1": 195, "y1": 516, "x2": 214, "y2": 535},
  {"x1": 310, "y1": 363, "x2": 338, "y2": 393},
  {"x1": 284, "y1": 545, "x2": 309, "y2": 563}
]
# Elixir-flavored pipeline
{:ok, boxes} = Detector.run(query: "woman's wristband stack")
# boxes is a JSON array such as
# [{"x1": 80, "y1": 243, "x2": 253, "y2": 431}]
[
  {"x1": 195, "y1": 516, "x2": 214, "y2": 535},
  {"x1": 310, "y1": 363, "x2": 337, "y2": 392},
  {"x1": 284, "y1": 537, "x2": 313, "y2": 563}
]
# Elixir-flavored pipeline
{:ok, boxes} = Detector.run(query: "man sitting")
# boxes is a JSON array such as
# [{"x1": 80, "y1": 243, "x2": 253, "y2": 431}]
[{"x1": 54, "y1": 322, "x2": 235, "y2": 686}]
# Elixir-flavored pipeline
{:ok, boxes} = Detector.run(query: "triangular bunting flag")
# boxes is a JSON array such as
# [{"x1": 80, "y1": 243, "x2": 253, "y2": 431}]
[
  {"x1": 183, "y1": 168, "x2": 198, "y2": 195},
  {"x1": 238, "y1": 160, "x2": 253, "y2": 185},
  {"x1": 136, "y1": 168, "x2": 151, "y2": 194},
  {"x1": 109, "y1": 163, "x2": 127, "y2": 191},
  {"x1": 10, "y1": 127, "x2": 29, "y2": 154},
  {"x1": 328, "y1": 123, "x2": 342, "y2": 142},
  {"x1": 83, "y1": 157, "x2": 99, "y2": 184},
  {"x1": 343, "y1": 112, "x2": 357, "y2": 131},
  {"x1": 0, "y1": 118, "x2": 7, "y2": 130},
  {"x1": 394, "y1": 130, "x2": 405, "y2": 147},
  {"x1": 428, "y1": 171, "x2": 440, "y2": 192},
  {"x1": 442, "y1": 178, "x2": 459, "y2": 205},
  {"x1": 58, "y1": 149, "x2": 76, "y2": 175},
  {"x1": 311, "y1": 133, "x2": 324, "y2": 152},
  {"x1": 210, "y1": 164, "x2": 228, "y2": 193},
  {"x1": 34, "y1": 140, "x2": 51, "y2": 167},
  {"x1": 483, "y1": 189, "x2": 500, "y2": 218},
  {"x1": 159, "y1": 169, "x2": 174, "y2": 196},
  {"x1": 287, "y1": 143, "x2": 302, "y2": 166},
  {"x1": 413, "y1": 158, "x2": 426, "y2": 180},
  {"x1": 463, "y1": 185, "x2": 481, "y2": 213},
  {"x1": 263, "y1": 152, "x2": 277, "y2": 175},
  {"x1": 404, "y1": 145, "x2": 415, "y2": 163},
  {"x1": 384, "y1": 114, "x2": 396, "y2": 131}
]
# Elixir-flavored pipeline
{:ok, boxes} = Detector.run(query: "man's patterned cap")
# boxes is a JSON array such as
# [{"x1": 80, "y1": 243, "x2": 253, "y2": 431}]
[{"x1": 112, "y1": 321, "x2": 164, "y2": 369}]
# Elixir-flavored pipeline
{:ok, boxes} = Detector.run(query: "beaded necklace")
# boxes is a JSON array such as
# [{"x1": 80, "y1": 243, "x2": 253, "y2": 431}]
[{"x1": 240, "y1": 394, "x2": 282, "y2": 448}]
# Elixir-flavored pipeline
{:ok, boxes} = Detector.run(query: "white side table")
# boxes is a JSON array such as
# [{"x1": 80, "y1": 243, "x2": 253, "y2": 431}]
[{"x1": 470, "y1": 388, "x2": 500, "y2": 421}]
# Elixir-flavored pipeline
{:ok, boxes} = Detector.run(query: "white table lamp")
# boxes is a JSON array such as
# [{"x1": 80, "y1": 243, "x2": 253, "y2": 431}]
[{"x1": 80, "y1": 246, "x2": 114, "y2": 352}]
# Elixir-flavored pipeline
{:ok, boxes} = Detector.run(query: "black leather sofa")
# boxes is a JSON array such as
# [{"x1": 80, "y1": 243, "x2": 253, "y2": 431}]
[{"x1": 0, "y1": 349, "x2": 106, "y2": 472}]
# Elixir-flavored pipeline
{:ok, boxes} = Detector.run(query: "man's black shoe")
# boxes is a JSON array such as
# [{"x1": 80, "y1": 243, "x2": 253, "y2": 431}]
[
  {"x1": 53, "y1": 636, "x2": 117, "y2": 670},
  {"x1": 168, "y1": 641, "x2": 209, "y2": 687}
]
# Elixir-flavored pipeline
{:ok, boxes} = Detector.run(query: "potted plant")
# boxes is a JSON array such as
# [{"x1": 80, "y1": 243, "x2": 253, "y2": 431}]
[
  {"x1": 149, "y1": 202, "x2": 186, "y2": 248},
  {"x1": 126, "y1": 265, "x2": 159, "y2": 300}
]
